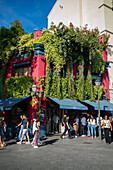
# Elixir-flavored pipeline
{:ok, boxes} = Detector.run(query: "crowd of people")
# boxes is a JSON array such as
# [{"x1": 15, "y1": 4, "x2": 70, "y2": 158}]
[
  {"x1": 0, "y1": 107, "x2": 42, "y2": 149},
  {"x1": 15, "y1": 113, "x2": 41, "y2": 149},
  {"x1": 1, "y1": 109, "x2": 113, "y2": 148},
  {"x1": 61, "y1": 113, "x2": 113, "y2": 144}
]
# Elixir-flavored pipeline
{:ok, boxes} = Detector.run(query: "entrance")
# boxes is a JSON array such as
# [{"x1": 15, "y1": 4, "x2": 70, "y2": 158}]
[{"x1": 46, "y1": 108, "x2": 60, "y2": 134}]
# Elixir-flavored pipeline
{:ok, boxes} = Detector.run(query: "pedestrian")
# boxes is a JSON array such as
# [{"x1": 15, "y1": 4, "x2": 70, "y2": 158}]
[
  {"x1": 53, "y1": 114, "x2": 59, "y2": 133},
  {"x1": 61, "y1": 115, "x2": 66, "y2": 138},
  {"x1": 102, "y1": 115, "x2": 111, "y2": 144},
  {"x1": 81, "y1": 115, "x2": 86, "y2": 137},
  {"x1": 0, "y1": 117, "x2": 6, "y2": 146},
  {"x1": 73, "y1": 117, "x2": 77, "y2": 138},
  {"x1": 76, "y1": 115, "x2": 79, "y2": 135},
  {"x1": 17, "y1": 114, "x2": 30, "y2": 144},
  {"x1": 111, "y1": 116, "x2": 113, "y2": 142},
  {"x1": 90, "y1": 116, "x2": 96, "y2": 138},
  {"x1": 61, "y1": 115, "x2": 70, "y2": 139},
  {"x1": 16, "y1": 115, "x2": 26, "y2": 142},
  {"x1": 0, "y1": 117, "x2": 4, "y2": 147},
  {"x1": 32, "y1": 117, "x2": 40, "y2": 148},
  {"x1": 87, "y1": 116, "x2": 91, "y2": 137}
]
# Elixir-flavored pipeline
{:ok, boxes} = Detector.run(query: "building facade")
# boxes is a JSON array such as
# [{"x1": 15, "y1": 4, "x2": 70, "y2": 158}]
[{"x1": 48, "y1": 0, "x2": 113, "y2": 102}]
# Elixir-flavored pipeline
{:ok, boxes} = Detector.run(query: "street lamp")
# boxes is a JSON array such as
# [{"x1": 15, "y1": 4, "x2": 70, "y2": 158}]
[
  {"x1": 95, "y1": 79, "x2": 101, "y2": 140},
  {"x1": 32, "y1": 84, "x2": 37, "y2": 93}
]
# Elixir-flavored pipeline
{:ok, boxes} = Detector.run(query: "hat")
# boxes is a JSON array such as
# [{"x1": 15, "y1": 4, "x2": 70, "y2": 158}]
[{"x1": 33, "y1": 118, "x2": 36, "y2": 121}]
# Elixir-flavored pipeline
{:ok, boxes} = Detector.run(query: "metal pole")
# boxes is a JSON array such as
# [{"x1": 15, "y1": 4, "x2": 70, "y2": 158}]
[{"x1": 98, "y1": 87, "x2": 101, "y2": 140}]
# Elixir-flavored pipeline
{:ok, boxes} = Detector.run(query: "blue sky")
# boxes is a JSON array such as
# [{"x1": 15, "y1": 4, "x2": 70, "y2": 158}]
[{"x1": 0, "y1": 0, "x2": 56, "y2": 33}]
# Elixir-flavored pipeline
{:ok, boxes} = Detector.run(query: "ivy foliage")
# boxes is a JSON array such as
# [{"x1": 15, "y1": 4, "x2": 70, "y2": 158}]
[
  {"x1": 1, "y1": 21, "x2": 109, "y2": 101},
  {"x1": 4, "y1": 76, "x2": 32, "y2": 98},
  {"x1": 37, "y1": 23, "x2": 108, "y2": 100}
]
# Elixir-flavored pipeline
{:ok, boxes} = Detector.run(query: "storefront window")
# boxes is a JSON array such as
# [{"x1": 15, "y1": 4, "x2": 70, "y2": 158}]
[{"x1": 13, "y1": 66, "x2": 31, "y2": 77}]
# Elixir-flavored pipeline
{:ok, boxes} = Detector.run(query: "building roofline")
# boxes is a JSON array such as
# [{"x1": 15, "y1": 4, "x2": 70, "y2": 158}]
[{"x1": 47, "y1": 0, "x2": 58, "y2": 19}]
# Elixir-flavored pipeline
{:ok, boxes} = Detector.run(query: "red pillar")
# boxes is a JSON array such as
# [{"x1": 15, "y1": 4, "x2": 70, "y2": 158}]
[{"x1": 102, "y1": 50, "x2": 110, "y2": 99}]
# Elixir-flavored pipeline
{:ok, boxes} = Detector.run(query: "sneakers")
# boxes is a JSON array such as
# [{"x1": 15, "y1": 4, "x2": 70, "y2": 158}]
[
  {"x1": 61, "y1": 135, "x2": 65, "y2": 139},
  {"x1": 34, "y1": 146, "x2": 38, "y2": 148},
  {"x1": 75, "y1": 136, "x2": 77, "y2": 138},
  {"x1": 31, "y1": 142, "x2": 34, "y2": 146},
  {"x1": 38, "y1": 142, "x2": 42, "y2": 146}
]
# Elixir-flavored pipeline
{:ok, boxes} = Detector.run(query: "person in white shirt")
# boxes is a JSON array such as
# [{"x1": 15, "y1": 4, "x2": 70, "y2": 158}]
[
  {"x1": 53, "y1": 115, "x2": 59, "y2": 133},
  {"x1": 102, "y1": 115, "x2": 111, "y2": 144},
  {"x1": 81, "y1": 115, "x2": 86, "y2": 136},
  {"x1": 32, "y1": 117, "x2": 40, "y2": 148},
  {"x1": 90, "y1": 116, "x2": 96, "y2": 138}
]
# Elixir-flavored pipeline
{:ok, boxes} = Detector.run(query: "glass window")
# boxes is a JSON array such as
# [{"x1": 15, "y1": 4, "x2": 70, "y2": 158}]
[{"x1": 13, "y1": 66, "x2": 31, "y2": 77}]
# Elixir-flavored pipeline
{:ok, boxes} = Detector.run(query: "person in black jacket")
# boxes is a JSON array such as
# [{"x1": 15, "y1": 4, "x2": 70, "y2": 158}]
[{"x1": 61, "y1": 115, "x2": 70, "y2": 139}]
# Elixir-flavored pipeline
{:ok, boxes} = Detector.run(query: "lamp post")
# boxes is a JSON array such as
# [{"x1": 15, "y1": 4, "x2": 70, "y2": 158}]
[
  {"x1": 95, "y1": 79, "x2": 101, "y2": 140},
  {"x1": 32, "y1": 84, "x2": 37, "y2": 93}
]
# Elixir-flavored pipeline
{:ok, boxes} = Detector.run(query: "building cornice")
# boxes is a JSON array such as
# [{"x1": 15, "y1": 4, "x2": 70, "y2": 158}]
[
  {"x1": 99, "y1": 4, "x2": 113, "y2": 11},
  {"x1": 101, "y1": 29, "x2": 113, "y2": 35}
]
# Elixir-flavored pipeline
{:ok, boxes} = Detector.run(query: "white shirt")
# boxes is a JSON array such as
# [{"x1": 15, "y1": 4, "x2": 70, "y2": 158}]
[
  {"x1": 81, "y1": 117, "x2": 86, "y2": 126},
  {"x1": 53, "y1": 115, "x2": 59, "y2": 124},
  {"x1": 90, "y1": 119, "x2": 96, "y2": 125},
  {"x1": 104, "y1": 120, "x2": 110, "y2": 128},
  {"x1": 33, "y1": 121, "x2": 39, "y2": 134},
  {"x1": 87, "y1": 119, "x2": 91, "y2": 125}
]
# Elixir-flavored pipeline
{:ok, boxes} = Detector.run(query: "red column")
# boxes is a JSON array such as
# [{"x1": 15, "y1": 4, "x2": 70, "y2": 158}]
[{"x1": 102, "y1": 50, "x2": 110, "y2": 99}]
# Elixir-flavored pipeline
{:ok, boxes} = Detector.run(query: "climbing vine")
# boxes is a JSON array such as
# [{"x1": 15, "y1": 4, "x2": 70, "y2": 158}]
[
  {"x1": 4, "y1": 76, "x2": 32, "y2": 98},
  {"x1": 1, "y1": 22, "x2": 110, "y2": 101}
]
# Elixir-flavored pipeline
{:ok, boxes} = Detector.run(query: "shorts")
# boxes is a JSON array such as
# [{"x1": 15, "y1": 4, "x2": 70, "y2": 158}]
[{"x1": 22, "y1": 129, "x2": 28, "y2": 135}]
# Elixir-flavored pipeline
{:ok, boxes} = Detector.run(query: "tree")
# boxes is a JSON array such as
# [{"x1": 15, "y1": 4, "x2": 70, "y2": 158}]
[{"x1": 0, "y1": 19, "x2": 26, "y2": 98}]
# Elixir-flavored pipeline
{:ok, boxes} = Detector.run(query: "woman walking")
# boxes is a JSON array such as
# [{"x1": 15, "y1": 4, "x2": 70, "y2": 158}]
[
  {"x1": 87, "y1": 116, "x2": 91, "y2": 137},
  {"x1": 90, "y1": 116, "x2": 96, "y2": 138},
  {"x1": 102, "y1": 115, "x2": 111, "y2": 144},
  {"x1": 32, "y1": 117, "x2": 40, "y2": 148}
]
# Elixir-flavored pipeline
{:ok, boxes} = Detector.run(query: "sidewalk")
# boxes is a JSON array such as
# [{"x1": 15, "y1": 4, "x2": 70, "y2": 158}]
[{"x1": 0, "y1": 134, "x2": 113, "y2": 170}]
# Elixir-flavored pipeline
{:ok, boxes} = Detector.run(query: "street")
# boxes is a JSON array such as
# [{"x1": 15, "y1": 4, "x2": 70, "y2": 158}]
[{"x1": 0, "y1": 135, "x2": 113, "y2": 170}]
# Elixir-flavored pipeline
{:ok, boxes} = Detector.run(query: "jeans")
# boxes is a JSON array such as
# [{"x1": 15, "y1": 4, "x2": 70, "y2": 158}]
[
  {"x1": 61, "y1": 126, "x2": 70, "y2": 138},
  {"x1": 82, "y1": 125, "x2": 86, "y2": 135},
  {"x1": 1, "y1": 127, "x2": 5, "y2": 139},
  {"x1": 17, "y1": 125, "x2": 26, "y2": 141},
  {"x1": 54, "y1": 123, "x2": 58, "y2": 132},
  {"x1": 91, "y1": 125, "x2": 96, "y2": 137},
  {"x1": 87, "y1": 124, "x2": 91, "y2": 136}
]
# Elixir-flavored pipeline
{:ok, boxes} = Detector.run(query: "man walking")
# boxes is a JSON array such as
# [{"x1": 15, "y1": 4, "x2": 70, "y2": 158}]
[
  {"x1": 61, "y1": 115, "x2": 70, "y2": 139},
  {"x1": 81, "y1": 115, "x2": 86, "y2": 137},
  {"x1": 17, "y1": 115, "x2": 30, "y2": 144}
]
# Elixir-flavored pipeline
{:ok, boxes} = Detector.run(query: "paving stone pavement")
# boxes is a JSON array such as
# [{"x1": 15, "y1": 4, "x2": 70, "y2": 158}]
[{"x1": 0, "y1": 134, "x2": 113, "y2": 170}]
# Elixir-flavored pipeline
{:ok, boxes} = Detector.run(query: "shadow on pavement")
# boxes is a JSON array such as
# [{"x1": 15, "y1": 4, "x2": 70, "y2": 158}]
[
  {"x1": 43, "y1": 139, "x2": 59, "y2": 146},
  {"x1": 6, "y1": 141, "x2": 16, "y2": 146}
]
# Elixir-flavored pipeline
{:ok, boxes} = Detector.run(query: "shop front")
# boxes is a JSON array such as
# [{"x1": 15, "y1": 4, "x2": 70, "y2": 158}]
[{"x1": 46, "y1": 97, "x2": 88, "y2": 135}]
